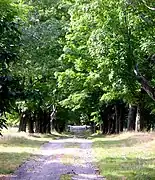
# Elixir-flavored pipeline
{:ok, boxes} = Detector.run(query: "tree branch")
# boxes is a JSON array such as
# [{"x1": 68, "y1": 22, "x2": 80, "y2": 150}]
[
  {"x1": 134, "y1": 64, "x2": 155, "y2": 101},
  {"x1": 142, "y1": 0, "x2": 155, "y2": 11}
]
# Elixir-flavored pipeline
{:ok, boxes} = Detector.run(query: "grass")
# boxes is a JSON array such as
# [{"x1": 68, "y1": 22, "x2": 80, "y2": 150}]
[
  {"x1": 92, "y1": 132, "x2": 155, "y2": 180},
  {"x1": 61, "y1": 154, "x2": 74, "y2": 165},
  {"x1": 0, "y1": 127, "x2": 68, "y2": 175},
  {"x1": 60, "y1": 174, "x2": 72, "y2": 180},
  {"x1": 59, "y1": 154, "x2": 81, "y2": 165}
]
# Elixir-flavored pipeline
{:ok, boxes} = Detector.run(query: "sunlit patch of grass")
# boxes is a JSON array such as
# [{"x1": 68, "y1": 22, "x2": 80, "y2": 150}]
[
  {"x1": 60, "y1": 174, "x2": 72, "y2": 180},
  {"x1": 58, "y1": 154, "x2": 81, "y2": 165},
  {"x1": 41, "y1": 131, "x2": 73, "y2": 139},
  {"x1": 61, "y1": 154, "x2": 75, "y2": 165},
  {"x1": 92, "y1": 132, "x2": 155, "y2": 180},
  {"x1": 0, "y1": 127, "x2": 62, "y2": 175},
  {"x1": 2, "y1": 127, "x2": 71, "y2": 140},
  {"x1": 0, "y1": 152, "x2": 30, "y2": 174},
  {"x1": 0, "y1": 136, "x2": 43, "y2": 174}
]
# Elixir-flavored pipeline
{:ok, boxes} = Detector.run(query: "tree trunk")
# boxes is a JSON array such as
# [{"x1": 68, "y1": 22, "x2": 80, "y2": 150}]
[
  {"x1": 111, "y1": 118, "x2": 116, "y2": 134},
  {"x1": 35, "y1": 110, "x2": 43, "y2": 133},
  {"x1": 18, "y1": 112, "x2": 27, "y2": 132},
  {"x1": 119, "y1": 103, "x2": 127, "y2": 132},
  {"x1": 100, "y1": 107, "x2": 109, "y2": 134},
  {"x1": 35, "y1": 116, "x2": 40, "y2": 133},
  {"x1": 46, "y1": 113, "x2": 51, "y2": 134},
  {"x1": 108, "y1": 117, "x2": 112, "y2": 134},
  {"x1": 90, "y1": 121, "x2": 96, "y2": 133},
  {"x1": 115, "y1": 105, "x2": 120, "y2": 134},
  {"x1": 28, "y1": 118, "x2": 34, "y2": 133},
  {"x1": 41, "y1": 111, "x2": 46, "y2": 134},
  {"x1": 127, "y1": 105, "x2": 137, "y2": 131},
  {"x1": 135, "y1": 108, "x2": 140, "y2": 132},
  {"x1": 41, "y1": 111, "x2": 51, "y2": 134},
  {"x1": 119, "y1": 112, "x2": 123, "y2": 132},
  {"x1": 134, "y1": 64, "x2": 155, "y2": 101},
  {"x1": 139, "y1": 105, "x2": 152, "y2": 131}
]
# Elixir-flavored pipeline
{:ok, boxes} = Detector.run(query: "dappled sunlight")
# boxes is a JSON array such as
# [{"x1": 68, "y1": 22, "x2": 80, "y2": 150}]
[
  {"x1": 93, "y1": 132, "x2": 155, "y2": 179},
  {"x1": 93, "y1": 132, "x2": 155, "y2": 149},
  {"x1": 44, "y1": 158, "x2": 60, "y2": 165},
  {"x1": 42, "y1": 147, "x2": 80, "y2": 156},
  {"x1": 0, "y1": 129, "x2": 75, "y2": 155},
  {"x1": 92, "y1": 131, "x2": 155, "y2": 140},
  {"x1": 0, "y1": 145, "x2": 40, "y2": 155},
  {"x1": 48, "y1": 138, "x2": 92, "y2": 143},
  {"x1": 0, "y1": 135, "x2": 46, "y2": 155},
  {"x1": 1, "y1": 127, "x2": 72, "y2": 142},
  {"x1": 2, "y1": 0, "x2": 155, "y2": 179},
  {"x1": 0, "y1": 136, "x2": 105, "y2": 179},
  {"x1": 72, "y1": 173, "x2": 104, "y2": 179},
  {"x1": 0, "y1": 151, "x2": 30, "y2": 174},
  {"x1": 0, "y1": 131, "x2": 54, "y2": 174}
]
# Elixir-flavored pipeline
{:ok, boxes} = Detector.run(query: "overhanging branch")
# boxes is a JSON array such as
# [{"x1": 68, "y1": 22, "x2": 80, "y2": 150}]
[
  {"x1": 142, "y1": 0, "x2": 155, "y2": 10},
  {"x1": 134, "y1": 64, "x2": 155, "y2": 101}
]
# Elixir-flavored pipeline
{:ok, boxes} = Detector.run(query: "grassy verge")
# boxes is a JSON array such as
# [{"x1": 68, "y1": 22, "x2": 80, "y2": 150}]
[
  {"x1": 0, "y1": 127, "x2": 69, "y2": 176},
  {"x1": 92, "y1": 132, "x2": 155, "y2": 180}
]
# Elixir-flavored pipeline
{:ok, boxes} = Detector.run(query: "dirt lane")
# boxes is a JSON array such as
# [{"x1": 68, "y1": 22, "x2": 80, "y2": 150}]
[{"x1": 11, "y1": 138, "x2": 104, "y2": 180}]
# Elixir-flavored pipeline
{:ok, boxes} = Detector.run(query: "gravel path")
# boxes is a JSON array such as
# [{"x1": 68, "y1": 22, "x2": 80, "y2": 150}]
[{"x1": 11, "y1": 138, "x2": 104, "y2": 180}]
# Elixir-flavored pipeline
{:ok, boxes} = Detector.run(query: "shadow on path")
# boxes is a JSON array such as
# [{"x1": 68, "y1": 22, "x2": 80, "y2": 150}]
[{"x1": 11, "y1": 138, "x2": 105, "y2": 180}]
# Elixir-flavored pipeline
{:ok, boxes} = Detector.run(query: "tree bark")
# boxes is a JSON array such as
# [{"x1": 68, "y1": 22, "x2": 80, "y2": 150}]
[
  {"x1": 18, "y1": 112, "x2": 27, "y2": 132},
  {"x1": 90, "y1": 121, "x2": 96, "y2": 134},
  {"x1": 46, "y1": 113, "x2": 51, "y2": 134},
  {"x1": 115, "y1": 105, "x2": 120, "y2": 134},
  {"x1": 134, "y1": 65, "x2": 155, "y2": 101},
  {"x1": 139, "y1": 105, "x2": 152, "y2": 131},
  {"x1": 119, "y1": 107, "x2": 124, "y2": 132},
  {"x1": 28, "y1": 118, "x2": 34, "y2": 133},
  {"x1": 127, "y1": 105, "x2": 137, "y2": 131},
  {"x1": 35, "y1": 110, "x2": 43, "y2": 133},
  {"x1": 135, "y1": 108, "x2": 140, "y2": 132}
]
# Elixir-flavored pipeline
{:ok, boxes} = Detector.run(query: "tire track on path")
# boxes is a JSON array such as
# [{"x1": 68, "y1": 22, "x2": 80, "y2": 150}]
[{"x1": 11, "y1": 138, "x2": 105, "y2": 180}]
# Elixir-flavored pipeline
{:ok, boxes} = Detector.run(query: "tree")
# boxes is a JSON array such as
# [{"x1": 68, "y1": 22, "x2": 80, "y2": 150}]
[
  {"x1": 0, "y1": 0, "x2": 25, "y2": 134},
  {"x1": 57, "y1": 0, "x2": 155, "y2": 133},
  {"x1": 1, "y1": 0, "x2": 155, "y2": 134},
  {"x1": 12, "y1": 0, "x2": 71, "y2": 133}
]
